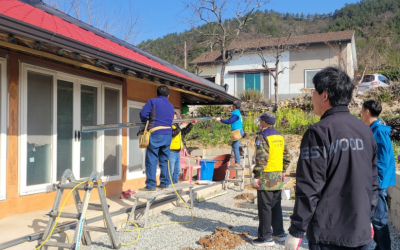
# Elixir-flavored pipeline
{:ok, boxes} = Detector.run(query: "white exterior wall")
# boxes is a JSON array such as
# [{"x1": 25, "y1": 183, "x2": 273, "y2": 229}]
[{"x1": 216, "y1": 52, "x2": 291, "y2": 97}]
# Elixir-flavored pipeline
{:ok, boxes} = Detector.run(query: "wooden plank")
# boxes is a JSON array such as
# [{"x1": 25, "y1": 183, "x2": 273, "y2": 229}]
[
  {"x1": 241, "y1": 201, "x2": 294, "y2": 211},
  {"x1": 132, "y1": 183, "x2": 194, "y2": 199},
  {"x1": 0, "y1": 40, "x2": 215, "y2": 100}
]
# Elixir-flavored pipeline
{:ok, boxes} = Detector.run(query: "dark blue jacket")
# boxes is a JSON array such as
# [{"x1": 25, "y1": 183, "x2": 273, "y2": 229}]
[
  {"x1": 139, "y1": 96, "x2": 174, "y2": 134},
  {"x1": 370, "y1": 118, "x2": 397, "y2": 189}
]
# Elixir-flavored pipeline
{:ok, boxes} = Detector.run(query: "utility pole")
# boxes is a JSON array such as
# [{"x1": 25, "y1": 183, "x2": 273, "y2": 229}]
[{"x1": 184, "y1": 41, "x2": 187, "y2": 70}]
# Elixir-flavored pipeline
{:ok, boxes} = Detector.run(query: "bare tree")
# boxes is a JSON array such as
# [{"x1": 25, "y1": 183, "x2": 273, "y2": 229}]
[
  {"x1": 324, "y1": 41, "x2": 353, "y2": 75},
  {"x1": 357, "y1": 30, "x2": 392, "y2": 80},
  {"x1": 43, "y1": 0, "x2": 144, "y2": 45},
  {"x1": 183, "y1": 0, "x2": 269, "y2": 86},
  {"x1": 254, "y1": 30, "x2": 306, "y2": 108}
]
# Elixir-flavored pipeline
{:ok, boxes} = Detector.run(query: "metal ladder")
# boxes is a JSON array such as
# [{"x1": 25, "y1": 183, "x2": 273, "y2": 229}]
[
  {"x1": 223, "y1": 140, "x2": 252, "y2": 191},
  {"x1": 38, "y1": 169, "x2": 121, "y2": 250}
]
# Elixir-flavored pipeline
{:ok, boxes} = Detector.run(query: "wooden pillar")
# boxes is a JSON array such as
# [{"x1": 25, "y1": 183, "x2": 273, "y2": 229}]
[
  {"x1": 7, "y1": 51, "x2": 19, "y2": 200},
  {"x1": 184, "y1": 41, "x2": 187, "y2": 70},
  {"x1": 121, "y1": 78, "x2": 128, "y2": 181}
]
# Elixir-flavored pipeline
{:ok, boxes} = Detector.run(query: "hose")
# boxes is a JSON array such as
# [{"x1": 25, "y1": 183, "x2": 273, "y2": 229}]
[
  {"x1": 119, "y1": 161, "x2": 193, "y2": 245},
  {"x1": 34, "y1": 180, "x2": 88, "y2": 250},
  {"x1": 35, "y1": 161, "x2": 193, "y2": 248}
]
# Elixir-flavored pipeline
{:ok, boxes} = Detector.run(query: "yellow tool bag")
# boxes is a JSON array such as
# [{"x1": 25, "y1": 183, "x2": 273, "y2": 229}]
[
  {"x1": 230, "y1": 129, "x2": 242, "y2": 142},
  {"x1": 139, "y1": 121, "x2": 171, "y2": 148}
]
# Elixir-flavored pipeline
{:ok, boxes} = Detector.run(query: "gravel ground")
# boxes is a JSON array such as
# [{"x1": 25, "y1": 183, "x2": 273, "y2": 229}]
[{"x1": 83, "y1": 188, "x2": 400, "y2": 250}]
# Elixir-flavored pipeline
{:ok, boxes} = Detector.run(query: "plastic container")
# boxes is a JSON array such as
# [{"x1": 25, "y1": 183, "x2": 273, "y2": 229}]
[
  {"x1": 199, "y1": 159, "x2": 216, "y2": 181},
  {"x1": 282, "y1": 189, "x2": 291, "y2": 200},
  {"x1": 212, "y1": 154, "x2": 236, "y2": 181}
]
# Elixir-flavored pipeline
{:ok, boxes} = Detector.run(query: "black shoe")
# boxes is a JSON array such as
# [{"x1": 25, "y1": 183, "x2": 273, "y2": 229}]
[
  {"x1": 156, "y1": 185, "x2": 170, "y2": 190},
  {"x1": 272, "y1": 233, "x2": 286, "y2": 242},
  {"x1": 252, "y1": 238, "x2": 275, "y2": 247},
  {"x1": 138, "y1": 187, "x2": 156, "y2": 192}
]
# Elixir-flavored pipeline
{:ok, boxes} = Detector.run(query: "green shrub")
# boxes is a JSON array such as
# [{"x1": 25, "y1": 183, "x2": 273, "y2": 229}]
[
  {"x1": 238, "y1": 89, "x2": 264, "y2": 102},
  {"x1": 377, "y1": 92, "x2": 391, "y2": 103},
  {"x1": 275, "y1": 105, "x2": 320, "y2": 134},
  {"x1": 197, "y1": 105, "x2": 227, "y2": 117},
  {"x1": 378, "y1": 69, "x2": 400, "y2": 82}
]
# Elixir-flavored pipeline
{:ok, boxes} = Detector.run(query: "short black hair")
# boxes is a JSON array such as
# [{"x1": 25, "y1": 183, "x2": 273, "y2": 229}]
[
  {"x1": 233, "y1": 101, "x2": 241, "y2": 109},
  {"x1": 363, "y1": 100, "x2": 382, "y2": 117},
  {"x1": 312, "y1": 67, "x2": 354, "y2": 107},
  {"x1": 157, "y1": 85, "x2": 169, "y2": 97}
]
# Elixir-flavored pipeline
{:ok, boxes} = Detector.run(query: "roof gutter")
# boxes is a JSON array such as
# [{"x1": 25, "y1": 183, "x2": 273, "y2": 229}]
[
  {"x1": 190, "y1": 39, "x2": 353, "y2": 66},
  {"x1": 0, "y1": 14, "x2": 239, "y2": 103}
]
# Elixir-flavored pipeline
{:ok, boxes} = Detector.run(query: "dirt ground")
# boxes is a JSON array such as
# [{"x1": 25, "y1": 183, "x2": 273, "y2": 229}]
[
  {"x1": 234, "y1": 193, "x2": 256, "y2": 201},
  {"x1": 188, "y1": 133, "x2": 302, "y2": 151},
  {"x1": 198, "y1": 227, "x2": 248, "y2": 250}
]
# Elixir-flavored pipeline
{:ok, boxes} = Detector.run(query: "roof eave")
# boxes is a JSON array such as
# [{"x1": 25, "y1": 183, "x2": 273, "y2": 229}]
[{"x1": 0, "y1": 13, "x2": 239, "y2": 103}]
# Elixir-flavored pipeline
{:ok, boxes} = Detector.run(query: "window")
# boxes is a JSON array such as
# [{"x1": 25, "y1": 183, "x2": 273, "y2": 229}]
[
  {"x1": 20, "y1": 64, "x2": 122, "y2": 195},
  {"x1": 378, "y1": 76, "x2": 390, "y2": 84},
  {"x1": 203, "y1": 76, "x2": 215, "y2": 83},
  {"x1": 126, "y1": 101, "x2": 161, "y2": 179},
  {"x1": 305, "y1": 69, "x2": 321, "y2": 88},
  {"x1": 103, "y1": 85, "x2": 122, "y2": 179},
  {"x1": 236, "y1": 73, "x2": 261, "y2": 94},
  {"x1": 0, "y1": 57, "x2": 7, "y2": 200},
  {"x1": 362, "y1": 75, "x2": 375, "y2": 83}
]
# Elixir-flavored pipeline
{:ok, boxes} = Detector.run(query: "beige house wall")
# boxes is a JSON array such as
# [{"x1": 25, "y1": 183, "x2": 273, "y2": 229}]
[
  {"x1": 197, "y1": 66, "x2": 219, "y2": 84},
  {"x1": 289, "y1": 45, "x2": 346, "y2": 85}
]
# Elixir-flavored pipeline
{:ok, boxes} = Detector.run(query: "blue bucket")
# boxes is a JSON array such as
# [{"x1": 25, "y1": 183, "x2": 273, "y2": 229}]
[{"x1": 200, "y1": 159, "x2": 216, "y2": 181}]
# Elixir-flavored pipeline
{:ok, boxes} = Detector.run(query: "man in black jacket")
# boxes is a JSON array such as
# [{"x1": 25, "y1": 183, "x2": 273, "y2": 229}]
[{"x1": 285, "y1": 67, "x2": 379, "y2": 250}]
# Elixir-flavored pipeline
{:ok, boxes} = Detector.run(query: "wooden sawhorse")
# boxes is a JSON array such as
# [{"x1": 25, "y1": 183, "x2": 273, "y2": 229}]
[{"x1": 126, "y1": 183, "x2": 194, "y2": 228}]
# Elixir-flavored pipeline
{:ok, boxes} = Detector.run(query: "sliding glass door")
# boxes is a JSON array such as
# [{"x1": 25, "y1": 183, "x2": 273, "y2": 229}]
[{"x1": 20, "y1": 64, "x2": 120, "y2": 195}]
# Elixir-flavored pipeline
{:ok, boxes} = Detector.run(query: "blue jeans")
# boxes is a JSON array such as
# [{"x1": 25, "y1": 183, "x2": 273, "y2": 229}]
[
  {"x1": 168, "y1": 151, "x2": 180, "y2": 184},
  {"x1": 232, "y1": 130, "x2": 244, "y2": 164},
  {"x1": 145, "y1": 134, "x2": 172, "y2": 189},
  {"x1": 372, "y1": 188, "x2": 391, "y2": 250}
]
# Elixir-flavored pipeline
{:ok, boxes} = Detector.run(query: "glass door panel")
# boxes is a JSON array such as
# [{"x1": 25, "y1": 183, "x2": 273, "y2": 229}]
[
  {"x1": 56, "y1": 80, "x2": 74, "y2": 180},
  {"x1": 80, "y1": 85, "x2": 97, "y2": 178},
  {"x1": 103, "y1": 88, "x2": 119, "y2": 176},
  {"x1": 26, "y1": 72, "x2": 53, "y2": 186},
  {"x1": 128, "y1": 107, "x2": 143, "y2": 173}
]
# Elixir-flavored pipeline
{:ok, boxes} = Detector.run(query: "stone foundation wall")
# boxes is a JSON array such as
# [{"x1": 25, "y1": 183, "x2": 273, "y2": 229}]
[{"x1": 388, "y1": 171, "x2": 400, "y2": 228}]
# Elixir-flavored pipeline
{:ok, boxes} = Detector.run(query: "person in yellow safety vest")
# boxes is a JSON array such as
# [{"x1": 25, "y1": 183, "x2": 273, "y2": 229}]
[{"x1": 169, "y1": 112, "x2": 197, "y2": 184}]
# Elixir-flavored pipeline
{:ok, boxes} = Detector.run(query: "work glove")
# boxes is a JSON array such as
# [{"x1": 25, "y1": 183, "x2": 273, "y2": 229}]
[
  {"x1": 192, "y1": 119, "x2": 198, "y2": 125},
  {"x1": 284, "y1": 234, "x2": 302, "y2": 250},
  {"x1": 371, "y1": 223, "x2": 374, "y2": 239},
  {"x1": 215, "y1": 117, "x2": 221, "y2": 122},
  {"x1": 252, "y1": 178, "x2": 260, "y2": 189}
]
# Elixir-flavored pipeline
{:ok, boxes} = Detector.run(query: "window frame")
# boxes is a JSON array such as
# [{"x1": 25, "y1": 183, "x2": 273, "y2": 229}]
[
  {"x1": 126, "y1": 101, "x2": 147, "y2": 180},
  {"x1": 126, "y1": 101, "x2": 163, "y2": 180},
  {"x1": 19, "y1": 63, "x2": 122, "y2": 195},
  {"x1": 235, "y1": 72, "x2": 264, "y2": 95},
  {"x1": 0, "y1": 57, "x2": 7, "y2": 200},
  {"x1": 101, "y1": 83, "x2": 122, "y2": 182},
  {"x1": 304, "y1": 69, "x2": 322, "y2": 89}
]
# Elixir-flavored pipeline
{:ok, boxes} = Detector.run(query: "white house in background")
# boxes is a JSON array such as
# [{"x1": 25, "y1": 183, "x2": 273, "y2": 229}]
[{"x1": 190, "y1": 30, "x2": 357, "y2": 99}]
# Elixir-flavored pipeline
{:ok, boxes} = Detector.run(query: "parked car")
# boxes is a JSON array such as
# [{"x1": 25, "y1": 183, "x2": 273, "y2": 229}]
[{"x1": 357, "y1": 74, "x2": 390, "y2": 95}]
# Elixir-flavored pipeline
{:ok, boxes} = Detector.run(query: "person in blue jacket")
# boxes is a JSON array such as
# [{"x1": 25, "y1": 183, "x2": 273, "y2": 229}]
[
  {"x1": 361, "y1": 100, "x2": 396, "y2": 250},
  {"x1": 139, "y1": 86, "x2": 174, "y2": 192},
  {"x1": 215, "y1": 101, "x2": 244, "y2": 167}
]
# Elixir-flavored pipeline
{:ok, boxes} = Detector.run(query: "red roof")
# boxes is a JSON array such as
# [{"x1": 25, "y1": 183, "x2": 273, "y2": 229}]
[{"x1": 0, "y1": 0, "x2": 201, "y2": 84}]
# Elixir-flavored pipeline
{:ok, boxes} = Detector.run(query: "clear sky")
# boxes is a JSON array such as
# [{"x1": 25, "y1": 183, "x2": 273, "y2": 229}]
[
  {"x1": 93, "y1": 0, "x2": 361, "y2": 45},
  {"x1": 55, "y1": 0, "x2": 357, "y2": 45}
]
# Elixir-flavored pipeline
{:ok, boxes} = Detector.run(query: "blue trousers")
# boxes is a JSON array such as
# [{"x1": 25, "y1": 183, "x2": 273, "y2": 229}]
[
  {"x1": 145, "y1": 134, "x2": 172, "y2": 189},
  {"x1": 168, "y1": 151, "x2": 180, "y2": 184},
  {"x1": 232, "y1": 130, "x2": 244, "y2": 164},
  {"x1": 372, "y1": 188, "x2": 391, "y2": 250}
]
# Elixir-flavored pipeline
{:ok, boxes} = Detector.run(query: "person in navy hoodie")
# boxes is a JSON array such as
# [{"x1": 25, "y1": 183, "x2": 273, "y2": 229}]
[
  {"x1": 139, "y1": 86, "x2": 174, "y2": 192},
  {"x1": 361, "y1": 100, "x2": 396, "y2": 250},
  {"x1": 215, "y1": 101, "x2": 244, "y2": 167}
]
